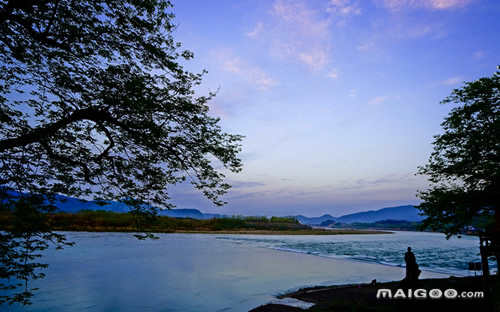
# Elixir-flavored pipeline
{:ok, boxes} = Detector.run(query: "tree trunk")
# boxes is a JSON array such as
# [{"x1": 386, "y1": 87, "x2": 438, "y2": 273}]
[
  {"x1": 480, "y1": 239, "x2": 490, "y2": 277},
  {"x1": 495, "y1": 205, "x2": 500, "y2": 275}
]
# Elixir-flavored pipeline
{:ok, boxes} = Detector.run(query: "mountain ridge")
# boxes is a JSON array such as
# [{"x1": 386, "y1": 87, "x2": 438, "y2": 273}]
[
  {"x1": 295, "y1": 205, "x2": 424, "y2": 225},
  {"x1": 2, "y1": 190, "x2": 425, "y2": 222}
]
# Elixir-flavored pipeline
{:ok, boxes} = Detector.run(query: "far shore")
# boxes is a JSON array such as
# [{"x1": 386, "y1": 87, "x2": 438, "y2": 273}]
[
  {"x1": 173, "y1": 229, "x2": 392, "y2": 235},
  {"x1": 53, "y1": 227, "x2": 392, "y2": 235},
  {"x1": 0, "y1": 210, "x2": 392, "y2": 235}
]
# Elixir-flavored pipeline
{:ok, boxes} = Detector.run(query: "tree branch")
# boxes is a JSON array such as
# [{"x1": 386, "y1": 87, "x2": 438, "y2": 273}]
[
  {"x1": 0, "y1": 107, "x2": 117, "y2": 151},
  {"x1": 94, "y1": 122, "x2": 115, "y2": 162}
]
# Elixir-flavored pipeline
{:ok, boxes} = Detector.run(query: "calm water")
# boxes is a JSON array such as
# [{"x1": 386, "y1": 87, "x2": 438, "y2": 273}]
[{"x1": 5, "y1": 231, "x2": 485, "y2": 312}]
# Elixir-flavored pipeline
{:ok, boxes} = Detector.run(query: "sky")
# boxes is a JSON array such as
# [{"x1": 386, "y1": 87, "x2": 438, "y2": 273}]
[{"x1": 166, "y1": 0, "x2": 499, "y2": 217}]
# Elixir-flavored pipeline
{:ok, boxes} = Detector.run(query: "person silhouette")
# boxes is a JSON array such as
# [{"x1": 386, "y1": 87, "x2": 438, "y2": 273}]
[{"x1": 404, "y1": 247, "x2": 421, "y2": 283}]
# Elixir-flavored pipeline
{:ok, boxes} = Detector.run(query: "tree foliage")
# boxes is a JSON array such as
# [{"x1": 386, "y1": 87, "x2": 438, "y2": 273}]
[
  {"x1": 417, "y1": 68, "x2": 499, "y2": 239},
  {"x1": 0, "y1": 0, "x2": 242, "y2": 304}
]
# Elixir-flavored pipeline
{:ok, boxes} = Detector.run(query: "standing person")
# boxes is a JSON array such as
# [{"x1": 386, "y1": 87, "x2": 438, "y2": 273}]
[{"x1": 404, "y1": 247, "x2": 421, "y2": 282}]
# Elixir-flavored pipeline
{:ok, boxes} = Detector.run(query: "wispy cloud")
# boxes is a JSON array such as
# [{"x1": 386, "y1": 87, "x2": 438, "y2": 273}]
[
  {"x1": 327, "y1": 0, "x2": 362, "y2": 16},
  {"x1": 473, "y1": 50, "x2": 485, "y2": 60},
  {"x1": 326, "y1": 68, "x2": 339, "y2": 79},
  {"x1": 253, "y1": 74, "x2": 277, "y2": 90},
  {"x1": 222, "y1": 57, "x2": 243, "y2": 73},
  {"x1": 442, "y1": 76, "x2": 462, "y2": 85},
  {"x1": 425, "y1": 0, "x2": 473, "y2": 9},
  {"x1": 357, "y1": 17, "x2": 446, "y2": 51},
  {"x1": 335, "y1": 173, "x2": 424, "y2": 192},
  {"x1": 406, "y1": 25, "x2": 433, "y2": 37},
  {"x1": 368, "y1": 95, "x2": 390, "y2": 105},
  {"x1": 247, "y1": 0, "x2": 333, "y2": 71},
  {"x1": 357, "y1": 41, "x2": 375, "y2": 52},
  {"x1": 246, "y1": 22, "x2": 264, "y2": 38},
  {"x1": 271, "y1": 0, "x2": 332, "y2": 70},
  {"x1": 380, "y1": 0, "x2": 474, "y2": 11},
  {"x1": 216, "y1": 52, "x2": 278, "y2": 90},
  {"x1": 227, "y1": 180, "x2": 266, "y2": 189},
  {"x1": 387, "y1": 21, "x2": 448, "y2": 40},
  {"x1": 296, "y1": 50, "x2": 329, "y2": 70}
]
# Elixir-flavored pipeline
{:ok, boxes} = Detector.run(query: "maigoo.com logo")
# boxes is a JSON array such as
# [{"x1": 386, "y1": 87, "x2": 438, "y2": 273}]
[{"x1": 376, "y1": 288, "x2": 484, "y2": 299}]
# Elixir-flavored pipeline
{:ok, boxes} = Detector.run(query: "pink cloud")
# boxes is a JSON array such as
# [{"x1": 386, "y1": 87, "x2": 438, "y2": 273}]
[
  {"x1": 368, "y1": 95, "x2": 390, "y2": 105},
  {"x1": 250, "y1": 0, "x2": 333, "y2": 71},
  {"x1": 327, "y1": 0, "x2": 362, "y2": 16},
  {"x1": 442, "y1": 76, "x2": 462, "y2": 85},
  {"x1": 246, "y1": 22, "x2": 264, "y2": 38},
  {"x1": 429, "y1": 0, "x2": 473, "y2": 9},
  {"x1": 357, "y1": 41, "x2": 375, "y2": 51},
  {"x1": 326, "y1": 68, "x2": 339, "y2": 79},
  {"x1": 380, "y1": 0, "x2": 474, "y2": 11},
  {"x1": 218, "y1": 53, "x2": 278, "y2": 91}
]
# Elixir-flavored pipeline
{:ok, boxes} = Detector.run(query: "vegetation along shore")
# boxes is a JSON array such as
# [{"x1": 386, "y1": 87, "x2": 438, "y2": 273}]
[{"x1": 0, "y1": 210, "x2": 390, "y2": 235}]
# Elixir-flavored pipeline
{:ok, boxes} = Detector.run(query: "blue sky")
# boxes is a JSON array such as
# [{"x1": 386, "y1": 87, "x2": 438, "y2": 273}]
[{"x1": 167, "y1": 0, "x2": 499, "y2": 217}]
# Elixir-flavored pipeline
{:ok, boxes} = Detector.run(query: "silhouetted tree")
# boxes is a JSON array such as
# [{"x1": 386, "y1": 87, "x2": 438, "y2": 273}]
[
  {"x1": 418, "y1": 68, "x2": 499, "y2": 270},
  {"x1": 0, "y1": 0, "x2": 242, "y2": 304}
]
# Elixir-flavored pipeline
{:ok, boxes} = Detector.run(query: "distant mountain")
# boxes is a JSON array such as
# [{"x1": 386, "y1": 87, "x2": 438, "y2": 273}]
[
  {"x1": 1, "y1": 190, "x2": 223, "y2": 220},
  {"x1": 319, "y1": 219, "x2": 337, "y2": 227},
  {"x1": 53, "y1": 196, "x2": 132, "y2": 213},
  {"x1": 295, "y1": 205, "x2": 425, "y2": 225},
  {"x1": 2, "y1": 190, "x2": 425, "y2": 223},
  {"x1": 158, "y1": 209, "x2": 224, "y2": 220},
  {"x1": 336, "y1": 205, "x2": 425, "y2": 223},
  {"x1": 295, "y1": 214, "x2": 336, "y2": 226}
]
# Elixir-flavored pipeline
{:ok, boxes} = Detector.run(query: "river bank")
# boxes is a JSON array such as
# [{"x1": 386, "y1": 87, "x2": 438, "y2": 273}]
[
  {"x1": 250, "y1": 275, "x2": 499, "y2": 311},
  {"x1": 50, "y1": 228, "x2": 392, "y2": 235},
  {"x1": 0, "y1": 210, "x2": 390, "y2": 234}
]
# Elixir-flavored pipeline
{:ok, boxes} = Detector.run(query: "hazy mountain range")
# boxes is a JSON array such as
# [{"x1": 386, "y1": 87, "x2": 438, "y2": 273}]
[
  {"x1": 51, "y1": 197, "x2": 226, "y2": 219},
  {"x1": 1, "y1": 190, "x2": 225, "y2": 219},
  {"x1": 296, "y1": 205, "x2": 425, "y2": 225},
  {"x1": 2, "y1": 191, "x2": 425, "y2": 223}
]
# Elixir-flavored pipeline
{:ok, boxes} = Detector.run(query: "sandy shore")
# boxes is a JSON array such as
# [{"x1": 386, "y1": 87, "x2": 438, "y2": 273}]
[{"x1": 250, "y1": 275, "x2": 499, "y2": 311}]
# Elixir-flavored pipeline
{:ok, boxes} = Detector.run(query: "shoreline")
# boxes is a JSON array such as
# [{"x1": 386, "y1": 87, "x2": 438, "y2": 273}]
[
  {"x1": 161, "y1": 229, "x2": 392, "y2": 235},
  {"x1": 52, "y1": 228, "x2": 393, "y2": 235},
  {"x1": 0, "y1": 211, "x2": 395, "y2": 235},
  {"x1": 250, "y1": 275, "x2": 499, "y2": 311}
]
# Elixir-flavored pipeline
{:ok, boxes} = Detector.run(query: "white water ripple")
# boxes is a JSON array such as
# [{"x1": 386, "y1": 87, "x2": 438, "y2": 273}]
[{"x1": 216, "y1": 231, "x2": 496, "y2": 276}]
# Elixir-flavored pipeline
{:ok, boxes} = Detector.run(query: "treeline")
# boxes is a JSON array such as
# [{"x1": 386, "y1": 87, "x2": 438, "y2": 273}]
[{"x1": 0, "y1": 210, "x2": 308, "y2": 233}]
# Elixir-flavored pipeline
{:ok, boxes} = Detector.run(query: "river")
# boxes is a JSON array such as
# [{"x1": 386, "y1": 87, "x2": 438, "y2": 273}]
[{"x1": 6, "y1": 231, "x2": 487, "y2": 312}]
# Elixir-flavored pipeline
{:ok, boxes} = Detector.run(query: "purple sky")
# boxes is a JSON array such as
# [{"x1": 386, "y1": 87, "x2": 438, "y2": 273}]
[{"x1": 166, "y1": 0, "x2": 499, "y2": 217}]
